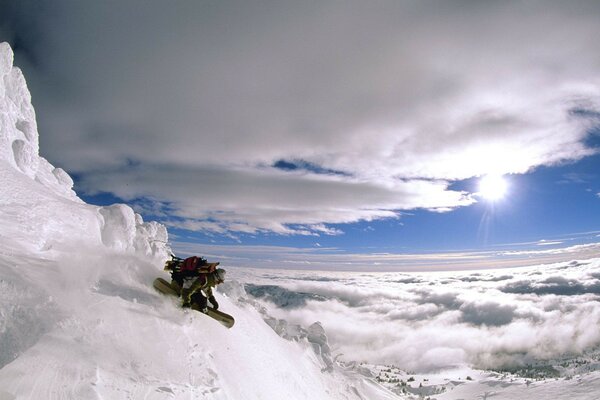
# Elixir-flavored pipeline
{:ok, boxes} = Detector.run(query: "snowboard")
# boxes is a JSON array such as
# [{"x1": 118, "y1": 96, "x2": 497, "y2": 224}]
[{"x1": 153, "y1": 277, "x2": 235, "y2": 328}]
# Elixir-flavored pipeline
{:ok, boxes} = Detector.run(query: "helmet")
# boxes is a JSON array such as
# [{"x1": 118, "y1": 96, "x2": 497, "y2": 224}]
[{"x1": 214, "y1": 268, "x2": 226, "y2": 283}]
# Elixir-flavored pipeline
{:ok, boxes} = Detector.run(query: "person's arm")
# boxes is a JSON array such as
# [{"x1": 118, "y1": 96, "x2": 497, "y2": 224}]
[
  {"x1": 182, "y1": 275, "x2": 207, "y2": 305},
  {"x1": 207, "y1": 289, "x2": 218, "y2": 309}
]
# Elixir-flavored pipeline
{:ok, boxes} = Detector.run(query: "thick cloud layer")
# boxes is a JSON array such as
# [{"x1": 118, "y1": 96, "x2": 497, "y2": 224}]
[
  {"x1": 2, "y1": 1, "x2": 600, "y2": 234},
  {"x1": 235, "y1": 258, "x2": 600, "y2": 372}
]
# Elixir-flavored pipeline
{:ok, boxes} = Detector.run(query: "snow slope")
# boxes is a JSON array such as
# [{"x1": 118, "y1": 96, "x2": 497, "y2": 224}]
[{"x1": 0, "y1": 42, "x2": 398, "y2": 399}]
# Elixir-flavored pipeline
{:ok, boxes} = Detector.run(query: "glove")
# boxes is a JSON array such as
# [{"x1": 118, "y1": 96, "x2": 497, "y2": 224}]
[{"x1": 208, "y1": 295, "x2": 219, "y2": 310}]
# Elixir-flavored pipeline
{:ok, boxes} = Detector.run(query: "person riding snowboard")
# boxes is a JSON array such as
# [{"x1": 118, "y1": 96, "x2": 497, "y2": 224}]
[
  {"x1": 164, "y1": 255, "x2": 226, "y2": 313},
  {"x1": 181, "y1": 268, "x2": 226, "y2": 313}
]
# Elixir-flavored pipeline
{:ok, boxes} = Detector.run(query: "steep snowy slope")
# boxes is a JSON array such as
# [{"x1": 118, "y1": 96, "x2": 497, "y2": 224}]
[{"x1": 0, "y1": 42, "x2": 398, "y2": 399}]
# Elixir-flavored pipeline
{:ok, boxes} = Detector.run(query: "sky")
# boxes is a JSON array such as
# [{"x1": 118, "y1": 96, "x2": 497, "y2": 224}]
[{"x1": 1, "y1": 0, "x2": 600, "y2": 270}]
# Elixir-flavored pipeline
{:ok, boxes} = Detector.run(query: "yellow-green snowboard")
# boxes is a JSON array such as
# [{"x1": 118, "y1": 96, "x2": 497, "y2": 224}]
[{"x1": 153, "y1": 277, "x2": 235, "y2": 328}]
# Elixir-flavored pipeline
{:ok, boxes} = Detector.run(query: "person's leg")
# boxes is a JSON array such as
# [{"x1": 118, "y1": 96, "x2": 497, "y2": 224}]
[
  {"x1": 170, "y1": 280, "x2": 182, "y2": 296},
  {"x1": 191, "y1": 291, "x2": 208, "y2": 311},
  {"x1": 170, "y1": 273, "x2": 184, "y2": 296}
]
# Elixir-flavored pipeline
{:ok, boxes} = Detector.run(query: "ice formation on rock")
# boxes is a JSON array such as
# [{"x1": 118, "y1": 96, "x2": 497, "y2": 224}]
[{"x1": 0, "y1": 42, "x2": 168, "y2": 260}]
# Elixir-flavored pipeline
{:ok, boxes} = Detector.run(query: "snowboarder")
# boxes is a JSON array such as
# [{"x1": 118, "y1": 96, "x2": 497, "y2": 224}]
[
  {"x1": 163, "y1": 255, "x2": 226, "y2": 313},
  {"x1": 156, "y1": 255, "x2": 234, "y2": 327},
  {"x1": 180, "y1": 268, "x2": 226, "y2": 313}
]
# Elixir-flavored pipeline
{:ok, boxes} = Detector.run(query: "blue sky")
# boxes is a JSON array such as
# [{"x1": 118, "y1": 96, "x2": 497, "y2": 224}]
[{"x1": 2, "y1": 1, "x2": 600, "y2": 269}]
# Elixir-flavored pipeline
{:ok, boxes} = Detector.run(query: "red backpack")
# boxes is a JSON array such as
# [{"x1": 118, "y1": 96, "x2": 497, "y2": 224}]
[{"x1": 180, "y1": 256, "x2": 219, "y2": 274}]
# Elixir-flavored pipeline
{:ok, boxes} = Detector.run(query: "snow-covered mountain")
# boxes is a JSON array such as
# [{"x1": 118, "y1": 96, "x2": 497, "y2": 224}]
[{"x1": 0, "y1": 42, "x2": 398, "y2": 399}]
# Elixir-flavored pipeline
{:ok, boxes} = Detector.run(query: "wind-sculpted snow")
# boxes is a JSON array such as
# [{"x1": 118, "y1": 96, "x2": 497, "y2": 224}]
[
  {"x1": 0, "y1": 42, "x2": 169, "y2": 260},
  {"x1": 99, "y1": 203, "x2": 169, "y2": 257},
  {"x1": 0, "y1": 42, "x2": 78, "y2": 200}
]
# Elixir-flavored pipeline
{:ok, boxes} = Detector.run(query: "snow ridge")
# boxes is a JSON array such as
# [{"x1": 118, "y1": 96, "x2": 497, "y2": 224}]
[
  {"x1": 0, "y1": 42, "x2": 75, "y2": 200},
  {"x1": 0, "y1": 42, "x2": 168, "y2": 259}
]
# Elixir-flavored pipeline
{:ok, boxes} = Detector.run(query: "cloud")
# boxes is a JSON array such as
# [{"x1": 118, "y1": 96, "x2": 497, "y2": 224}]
[
  {"x1": 2, "y1": 1, "x2": 600, "y2": 234},
  {"x1": 459, "y1": 274, "x2": 513, "y2": 283},
  {"x1": 501, "y1": 276, "x2": 600, "y2": 296},
  {"x1": 244, "y1": 284, "x2": 329, "y2": 309},
  {"x1": 537, "y1": 240, "x2": 564, "y2": 246},
  {"x1": 413, "y1": 288, "x2": 463, "y2": 310},
  {"x1": 172, "y1": 239, "x2": 600, "y2": 272},
  {"x1": 76, "y1": 162, "x2": 473, "y2": 236},
  {"x1": 502, "y1": 242, "x2": 600, "y2": 257},
  {"x1": 558, "y1": 172, "x2": 595, "y2": 184},
  {"x1": 231, "y1": 257, "x2": 600, "y2": 372},
  {"x1": 460, "y1": 301, "x2": 516, "y2": 327}
]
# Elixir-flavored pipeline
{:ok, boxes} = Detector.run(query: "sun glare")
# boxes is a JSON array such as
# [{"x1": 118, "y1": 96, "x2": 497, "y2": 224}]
[{"x1": 478, "y1": 174, "x2": 508, "y2": 201}]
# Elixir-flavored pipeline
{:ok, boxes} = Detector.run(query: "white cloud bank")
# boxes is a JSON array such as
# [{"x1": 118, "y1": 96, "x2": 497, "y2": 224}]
[
  {"x1": 232, "y1": 257, "x2": 600, "y2": 373},
  {"x1": 2, "y1": 1, "x2": 600, "y2": 234}
]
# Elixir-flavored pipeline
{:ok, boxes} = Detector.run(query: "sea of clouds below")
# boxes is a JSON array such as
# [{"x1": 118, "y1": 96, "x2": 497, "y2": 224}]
[{"x1": 226, "y1": 258, "x2": 600, "y2": 373}]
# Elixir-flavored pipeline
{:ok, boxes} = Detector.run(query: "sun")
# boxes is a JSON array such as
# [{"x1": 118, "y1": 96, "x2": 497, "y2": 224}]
[{"x1": 478, "y1": 174, "x2": 508, "y2": 201}]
